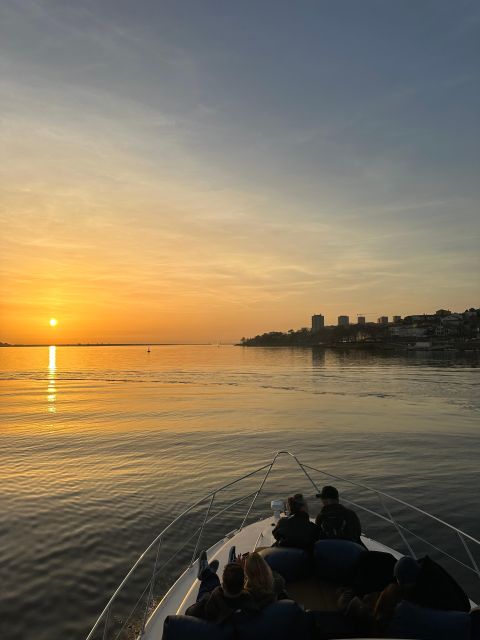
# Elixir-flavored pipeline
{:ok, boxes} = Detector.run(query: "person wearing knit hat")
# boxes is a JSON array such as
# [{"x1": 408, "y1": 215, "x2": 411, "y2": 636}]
[{"x1": 394, "y1": 556, "x2": 421, "y2": 587}]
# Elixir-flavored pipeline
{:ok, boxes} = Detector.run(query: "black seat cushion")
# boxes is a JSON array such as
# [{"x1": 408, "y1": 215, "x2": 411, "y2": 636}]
[
  {"x1": 408, "y1": 555, "x2": 471, "y2": 612},
  {"x1": 259, "y1": 546, "x2": 312, "y2": 582},
  {"x1": 352, "y1": 550, "x2": 396, "y2": 596}
]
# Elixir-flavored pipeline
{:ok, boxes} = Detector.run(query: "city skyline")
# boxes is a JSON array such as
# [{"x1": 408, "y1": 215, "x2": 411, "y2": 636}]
[{"x1": 1, "y1": 1, "x2": 479, "y2": 344}]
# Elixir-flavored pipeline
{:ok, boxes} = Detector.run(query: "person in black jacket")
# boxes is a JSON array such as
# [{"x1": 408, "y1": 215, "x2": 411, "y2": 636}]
[
  {"x1": 315, "y1": 485, "x2": 362, "y2": 544},
  {"x1": 272, "y1": 493, "x2": 318, "y2": 549}
]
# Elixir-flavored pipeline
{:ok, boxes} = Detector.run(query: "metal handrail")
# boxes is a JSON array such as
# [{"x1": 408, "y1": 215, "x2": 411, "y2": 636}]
[
  {"x1": 85, "y1": 451, "x2": 480, "y2": 640},
  {"x1": 301, "y1": 460, "x2": 480, "y2": 545}
]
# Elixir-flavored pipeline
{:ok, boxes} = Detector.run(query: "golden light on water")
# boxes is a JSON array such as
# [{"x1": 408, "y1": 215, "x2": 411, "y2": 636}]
[
  {"x1": 48, "y1": 345, "x2": 56, "y2": 413},
  {"x1": 48, "y1": 345, "x2": 56, "y2": 370},
  {"x1": 49, "y1": 318, "x2": 58, "y2": 327}
]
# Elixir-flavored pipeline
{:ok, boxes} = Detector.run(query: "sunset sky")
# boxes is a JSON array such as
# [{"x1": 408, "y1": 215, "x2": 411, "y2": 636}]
[{"x1": 1, "y1": 1, "x2": 479, "y2": 344}]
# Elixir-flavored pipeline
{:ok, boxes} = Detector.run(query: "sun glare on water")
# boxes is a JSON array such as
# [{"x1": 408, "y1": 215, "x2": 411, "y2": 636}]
[{"x1": 49, "y1": 318, "x2": 58, "y2": 327}]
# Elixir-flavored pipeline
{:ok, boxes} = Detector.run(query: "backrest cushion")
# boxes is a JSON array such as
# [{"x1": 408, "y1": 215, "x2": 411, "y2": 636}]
[
  {"x1": 234, "y1": 599, "x2": 309, "y2": 640},
  {"x1": 259, "y1": 546, "x2": 312, "y2": 582},
  {"x1": 409, "y1": 555, "x2": 471, "y2": 612},
  {"x1": 388, "y1": 600, "x2": 471, "y2": 640},
  {"x1": 162, "y1": 600, "x2": 309, "y2": 640},
  {"x1": 313, "y1": 539, "x2": 364, "y2": 583}
]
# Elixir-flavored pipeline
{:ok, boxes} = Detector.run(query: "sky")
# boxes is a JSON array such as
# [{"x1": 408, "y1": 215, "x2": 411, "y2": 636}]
[{"x1": 1, "y1": 0, "x2": 479, "y2": 344}]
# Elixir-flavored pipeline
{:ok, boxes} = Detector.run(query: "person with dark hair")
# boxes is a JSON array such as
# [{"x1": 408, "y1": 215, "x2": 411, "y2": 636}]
[
  {"x1": 272, "y1": 493, "x2": 318, "y2": 549},
  {"x1": 315, "y1": 485, "x2": 362, "y2": 544},
  {"x1": 185, "y1": 554, "x2": 249, "y2": 623},
  {"x1": 338, "y1": 555, "x2": 420, "y2": 636},
  {"x1": 372, "y1": 556, "x2": 421, "y2": 634}
]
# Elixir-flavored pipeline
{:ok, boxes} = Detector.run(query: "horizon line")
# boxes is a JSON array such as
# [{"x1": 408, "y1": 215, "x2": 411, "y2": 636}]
[{"x1": 0, "y1": 342, "x2": 237, "y2": 348}]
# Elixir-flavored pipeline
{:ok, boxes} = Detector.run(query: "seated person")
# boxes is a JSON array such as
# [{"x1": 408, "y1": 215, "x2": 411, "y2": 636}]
[
  {"x1": 272, "y1": 493, "x2": 318, "y2": 549},
  {"x1": 185, "y1": 552, "x2": 248, "y2": 623},
  {"x1": 315, "y1": 485, "x2": 362, "y2": 544},
  {"x1": 244, "y1": 551, "x2": 285, "y2": 610},
  {"x1": 372, "y1": 555, "x2": 421, "y2": 635},
  {"x1": 338, "y1": 555, "x2": 420, "y2": 636}
]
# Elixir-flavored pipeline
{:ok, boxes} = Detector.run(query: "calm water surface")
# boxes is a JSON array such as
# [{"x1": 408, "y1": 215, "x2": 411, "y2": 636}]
[{"x1": 1, "y1": 345, "x2": 479, "y2": 639}]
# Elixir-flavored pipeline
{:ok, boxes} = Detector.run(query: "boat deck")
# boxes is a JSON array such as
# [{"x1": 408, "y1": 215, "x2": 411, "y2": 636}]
[{"x1": 143, "y1": 516, "x2": 402, "y2": 639}]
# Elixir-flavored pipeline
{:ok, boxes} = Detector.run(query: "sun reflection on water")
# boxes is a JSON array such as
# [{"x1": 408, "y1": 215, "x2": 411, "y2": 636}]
[{"x1": 47, "y1": 346, "x2": 56, "y2": 413}]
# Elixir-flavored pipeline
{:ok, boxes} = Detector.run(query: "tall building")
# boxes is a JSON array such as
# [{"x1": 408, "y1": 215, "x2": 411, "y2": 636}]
[
  {"x1": 357, "y1": 316, "x2": 366, "y2": 325},
  {"x1": 311, "y1": 314, "x2": 325, "y2": 332},
  {"x1": 393, "y1": 315, "x2": 401, "y2": 323},
  {"x1": 377, "y1": 316, "x2": 389, "y2": 325},
  {"x1": 338, "y1": 315, "x2": 349, "y2": 326}
]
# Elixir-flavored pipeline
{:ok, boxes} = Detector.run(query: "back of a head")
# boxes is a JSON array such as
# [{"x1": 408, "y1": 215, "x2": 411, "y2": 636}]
[
  {"x1": 222, "y1": 562, "x2": 245, "y2": 598},
  {"x1": 244, "y1": 552, "x2": 274, "y2": 593},
  {"x1": 394, "y1": 556, "x2": 421, "y2": 587},
  {"x1": 319, "y1": 485, "x2": 339, "y2": 502},
  {"x1": 287, "y1": 493, "x2": 307, "y2": 515}
]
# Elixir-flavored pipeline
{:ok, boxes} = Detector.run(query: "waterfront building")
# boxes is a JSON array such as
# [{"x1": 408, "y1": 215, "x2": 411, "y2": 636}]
[
  {"x1": 311, "y1": 314, "x2": 325, "y2": 332},
  {"x1": 389, "y1": 326, "x2": 428, "y2": 338},
  {"x1": 393, "y1": 315, "x2": 401, "y2": 323},
  {"x1": 357, "y1": 316, "x2": 366, "y2": 325},
  {"x1": 377, "y1": 316, "x2": 389, "y2": 325},
  {"x1": 338, "y1": 315, "x2": 349, "y2": 327}
]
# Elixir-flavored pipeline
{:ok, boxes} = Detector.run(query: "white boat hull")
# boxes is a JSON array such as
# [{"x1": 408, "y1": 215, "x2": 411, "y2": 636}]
[{"x1": 143, "y1": 516, "x2": 404, "y2": 640}]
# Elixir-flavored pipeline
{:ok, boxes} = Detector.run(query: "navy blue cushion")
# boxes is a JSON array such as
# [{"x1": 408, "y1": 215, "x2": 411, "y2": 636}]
[
  {"x1": 162, "y1": 614, "x2": 232, "y2": 639},
  {"x1": 162, "y1": 600, "x2": 309, "y2": 640},
  {"x1": 388, "y1": 600, "x2": 471, "y2": 639},
  {"x1": 259, "y1": 546, "x2": 312, "y2": 582},
  {"x1": 313, "y1": 539, "x2": 364, "y2": 583},
  {"x1": 306, "y1": 610, "x2": 362, "y2": 639},
  {"x1": 471, "y1": 609, "x2": 480, "y2": 640},
  {"x1": 234, "y1": 599, "x2": 309, "y2": 639}
]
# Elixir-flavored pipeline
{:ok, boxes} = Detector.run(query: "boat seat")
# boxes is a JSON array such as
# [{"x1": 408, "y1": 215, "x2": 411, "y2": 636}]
[
  {"x1": 259, "y1": 546, "x2": 311, "y2": 582},
  {"x1": 260, "y1": 539, "x2": 365, "y2": 586},
  {"x1": 388, "y1": 600, "x2": 472, "y2": 639},
  {"x1": 313, "y1": 539, "x2": 364, "y2": 584},
  {"x1": 162, "y1": 599, "x2": 310, "y2": 640},
  {"x1": 286, "y1": 577, "x2": 341, "y2": 611}
]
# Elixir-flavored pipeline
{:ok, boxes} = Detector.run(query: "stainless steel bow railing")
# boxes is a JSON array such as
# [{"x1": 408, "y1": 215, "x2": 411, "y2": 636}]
[{"x1": 85, "y1": 451, "x2": 480, "y2": 640}]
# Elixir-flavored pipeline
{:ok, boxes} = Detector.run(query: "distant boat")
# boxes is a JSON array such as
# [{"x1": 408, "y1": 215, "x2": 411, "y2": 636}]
[{"x1": 147, "y1": 347, "x2": 151, "y2": 353}]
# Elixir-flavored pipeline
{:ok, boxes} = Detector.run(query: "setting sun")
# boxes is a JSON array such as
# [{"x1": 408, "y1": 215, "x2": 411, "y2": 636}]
[{"x1": 49, "y1": 318, "x2": 58, "y2": 327}]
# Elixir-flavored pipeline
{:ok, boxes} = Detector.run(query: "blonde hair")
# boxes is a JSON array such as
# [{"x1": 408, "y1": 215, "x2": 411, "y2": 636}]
[{"x1": 244, "y1": 552, "x2": 274, "y2": 593}]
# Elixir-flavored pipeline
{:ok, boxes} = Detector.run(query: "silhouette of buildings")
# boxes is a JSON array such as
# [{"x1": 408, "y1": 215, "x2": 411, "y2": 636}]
[
  {"x1": 338, "y1": 315, "x2": 349, "y2": 327},
  {"x1": 311, "y1": 314, "x2": 325, "y2": 332}
]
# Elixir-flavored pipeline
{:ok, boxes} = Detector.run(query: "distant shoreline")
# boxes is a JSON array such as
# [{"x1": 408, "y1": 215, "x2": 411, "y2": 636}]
[{"x1": 0, "y1": 343, "x2": 234, "y2": 348}]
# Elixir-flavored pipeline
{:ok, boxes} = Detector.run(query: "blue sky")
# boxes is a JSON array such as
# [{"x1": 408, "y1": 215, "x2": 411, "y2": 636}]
[{"x1": 1, "y1": 0, "x2": 479, "y2": 341}]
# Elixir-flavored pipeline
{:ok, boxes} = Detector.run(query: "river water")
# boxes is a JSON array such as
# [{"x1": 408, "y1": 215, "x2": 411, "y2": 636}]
[{"x1": 1, "y1": 345, "x2": 479, "y2": 639}]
